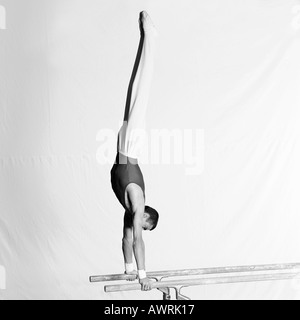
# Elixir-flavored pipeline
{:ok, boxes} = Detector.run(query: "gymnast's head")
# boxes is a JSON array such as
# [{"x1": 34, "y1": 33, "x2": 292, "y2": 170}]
[{"x1": 142, "y1": 206, "x2": 159, "y2": 231}]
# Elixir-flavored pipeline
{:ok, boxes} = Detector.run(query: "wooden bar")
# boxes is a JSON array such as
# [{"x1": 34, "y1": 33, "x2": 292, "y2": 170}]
[
  {"x1": 104, "y1": 272, "x2": 300, "y2": 293},
  {"x1": 90, "y1": 262, "x2": 300, "y2": 283}
]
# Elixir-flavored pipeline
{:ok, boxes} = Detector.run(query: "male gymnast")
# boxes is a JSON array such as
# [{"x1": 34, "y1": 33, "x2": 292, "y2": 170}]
[{"x1": 110, "y1": 11, "x2": 159, "y2": 291}]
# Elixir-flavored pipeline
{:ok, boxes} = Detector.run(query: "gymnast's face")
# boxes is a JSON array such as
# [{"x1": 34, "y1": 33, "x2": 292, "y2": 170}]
[{"x1": 142, "y1": 213, "x2": 152, "y2": 231}]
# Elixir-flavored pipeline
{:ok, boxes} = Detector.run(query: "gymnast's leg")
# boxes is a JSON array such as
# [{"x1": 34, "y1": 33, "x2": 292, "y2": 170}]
[{"x1": 118, "y1": 11, "x2": 158, "y2": 159}]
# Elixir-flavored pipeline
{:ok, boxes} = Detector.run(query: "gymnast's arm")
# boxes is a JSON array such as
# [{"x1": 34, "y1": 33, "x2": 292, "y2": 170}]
[
  {"x1": 129, "y1": 190, "x2": 152, "y2": 291},
  {"x1": 122, "y1": 211, "x2": 137, "y2": 281}
]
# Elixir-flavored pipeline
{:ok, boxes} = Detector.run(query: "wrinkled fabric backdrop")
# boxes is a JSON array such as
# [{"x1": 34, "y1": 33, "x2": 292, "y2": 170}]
[{"x1": 1, "y1": 0, "x2": 300, "y2": 300}]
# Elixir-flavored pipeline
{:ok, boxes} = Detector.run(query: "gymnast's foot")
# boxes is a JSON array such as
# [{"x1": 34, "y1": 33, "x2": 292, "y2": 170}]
[{"x1": 139, "y1": 11, "x2": 158, "y2": 37}]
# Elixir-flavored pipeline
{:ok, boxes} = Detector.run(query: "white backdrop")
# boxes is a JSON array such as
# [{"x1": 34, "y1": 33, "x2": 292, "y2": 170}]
[{"x1": 1, "y1": 0, "x2": 300, "y2": 300}]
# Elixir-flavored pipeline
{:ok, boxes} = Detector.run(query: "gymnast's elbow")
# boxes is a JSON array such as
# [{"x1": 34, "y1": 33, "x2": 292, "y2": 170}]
[
  {"x1": 122, "y1": 237, "x2": 133, "y2": 246},
  {"x1": 133, "y1": 236, "x2": 144, "y2": 248}
]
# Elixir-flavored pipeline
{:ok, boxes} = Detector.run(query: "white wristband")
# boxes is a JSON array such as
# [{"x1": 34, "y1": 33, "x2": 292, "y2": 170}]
[
  {"x1": 125, "y1": 263, "x2": 135, "y2": 273},
  {"x1": 138, "y1": 270, "x2": 147, "y2": 280}
]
